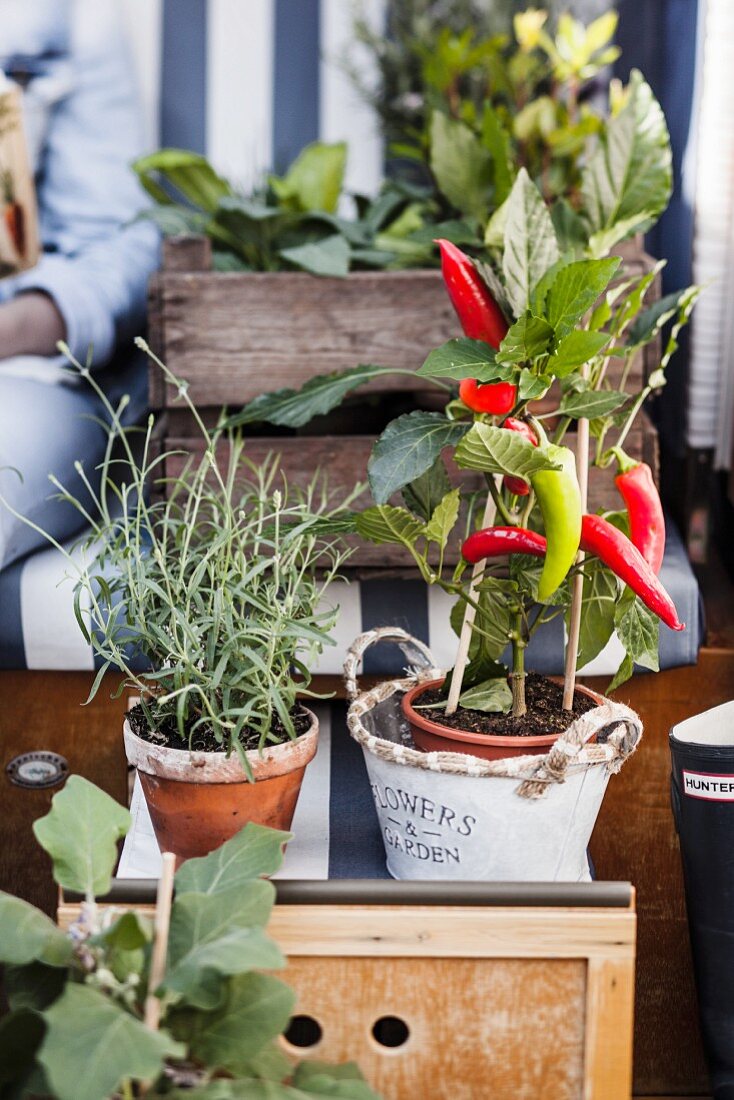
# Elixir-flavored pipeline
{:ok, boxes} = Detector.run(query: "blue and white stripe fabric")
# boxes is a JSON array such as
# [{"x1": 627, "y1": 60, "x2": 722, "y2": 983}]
[{"x1": 0, "y1": 518, "x2": 703, "y2": 674}]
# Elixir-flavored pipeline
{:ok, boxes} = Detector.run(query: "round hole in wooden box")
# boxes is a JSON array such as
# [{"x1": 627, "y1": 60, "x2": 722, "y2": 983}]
[
  {"x1": 371, "y1": 1016, "x2": 410, "y2": 1049},
  {"x1": 283, "y1": 1014, "x2": 323, "y2": 1050}
]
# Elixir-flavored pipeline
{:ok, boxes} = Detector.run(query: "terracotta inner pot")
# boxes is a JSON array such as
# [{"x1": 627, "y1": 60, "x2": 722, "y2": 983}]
[
  {"x1": 123, "y1": 710, "x2": 318, "y2": 864},
  {"x1": 402, "y1": 678, "x2": 602, "y2": 762}
]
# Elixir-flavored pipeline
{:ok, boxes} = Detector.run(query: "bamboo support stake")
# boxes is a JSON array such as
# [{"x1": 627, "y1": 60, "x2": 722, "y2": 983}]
[
  {"x1": 563, "y1": 376, "x2": 591, "y2": 711},
  {"x1": 144, "y1": 852, "x2": 176, "y2": 1031},
  {"x1": 446, "y1": 487, "x2": 498, "y2": 716}
]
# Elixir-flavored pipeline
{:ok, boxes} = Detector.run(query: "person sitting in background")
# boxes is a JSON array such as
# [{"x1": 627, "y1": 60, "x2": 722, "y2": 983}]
[{"x1": 0, "y1": 0, "x2": 159, "y2": 568}]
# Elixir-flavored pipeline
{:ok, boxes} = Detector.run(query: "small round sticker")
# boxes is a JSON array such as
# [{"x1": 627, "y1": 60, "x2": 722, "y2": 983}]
[{"x1": 6, "y1": 752, "x2": 68, "y2": 789}]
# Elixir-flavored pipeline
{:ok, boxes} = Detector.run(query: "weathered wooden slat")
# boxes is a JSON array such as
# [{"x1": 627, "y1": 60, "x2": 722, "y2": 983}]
[{"x1": 162, "y1": 414, "x2": 656, "y2": 569}]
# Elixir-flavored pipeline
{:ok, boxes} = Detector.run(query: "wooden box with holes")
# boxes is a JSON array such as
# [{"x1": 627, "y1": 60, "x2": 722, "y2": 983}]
[
  {"x1": 147, "y1": 235, "x2": 661, "y2": 572},
  {"x1": 58, "y1": 878, "x2": 637, "y2": 1100}
]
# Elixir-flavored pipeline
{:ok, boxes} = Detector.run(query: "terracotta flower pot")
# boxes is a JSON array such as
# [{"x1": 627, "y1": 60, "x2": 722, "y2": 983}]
[
  {"x1": 402, "y1": 678, "x2": 601, "y2": 761},
  {"x1": 123, "y1": 710, "x2": 318, "y2": 863}
]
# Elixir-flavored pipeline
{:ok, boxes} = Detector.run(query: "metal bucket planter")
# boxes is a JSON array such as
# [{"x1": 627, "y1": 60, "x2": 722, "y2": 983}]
[{"x1": 345, "y1": 628, "x2": 643, "y2": 882}]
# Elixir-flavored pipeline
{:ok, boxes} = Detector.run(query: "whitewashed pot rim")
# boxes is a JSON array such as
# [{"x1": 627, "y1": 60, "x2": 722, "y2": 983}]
[{"x1": 123, "y1": 708, "x2": 318, "y2": 784}]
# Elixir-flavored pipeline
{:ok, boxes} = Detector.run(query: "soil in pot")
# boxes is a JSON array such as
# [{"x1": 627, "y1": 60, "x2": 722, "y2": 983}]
[
  {"x1": 127, "y1": 701, "x2": 312, "y2": 752},
  {"x1": 124, "y1": 703, "x2": 318, "y2": 864},
  {"x1": 403, "y1": 673, "x2": 599, "y2": 761}
]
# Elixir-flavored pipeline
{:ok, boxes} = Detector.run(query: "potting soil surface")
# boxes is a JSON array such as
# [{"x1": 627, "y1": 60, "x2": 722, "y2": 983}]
[
  {"x1": 127, "y1": 702, "x2": 312, "y2": 753},
  {"x1": 417, "y1": 673, "x2": 596, "y2": 737}
]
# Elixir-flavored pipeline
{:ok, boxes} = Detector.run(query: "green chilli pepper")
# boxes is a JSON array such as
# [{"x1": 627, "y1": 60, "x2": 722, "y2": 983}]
[{"x1": 531, "y1": 444, "x2": 582, "y2": 601}]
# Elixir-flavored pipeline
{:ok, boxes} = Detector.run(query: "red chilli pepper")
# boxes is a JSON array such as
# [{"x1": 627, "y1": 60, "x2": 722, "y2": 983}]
[
  {"x1": 462, "y1": 526, "x2": 548, "y2": 563},
  {"x1": 614, "y1": 460, "x2": 665, "y2": 575},
  {"x1": 580, "y1": 514, "x2": 683, "y2": 631},
  {"x1": 502, "y1": 417, "x2": 537, "y2": 496},
  {"x1": 437, "y1": 239, "x2": 509, "y2": 349},
  {"x1": 459, "y1": 378, "x2": 517, "y2": 415}
]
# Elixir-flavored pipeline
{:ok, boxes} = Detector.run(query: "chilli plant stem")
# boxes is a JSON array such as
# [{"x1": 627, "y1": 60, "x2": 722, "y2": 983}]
[{"x1": 509, "y1": 609, "x2": 527, "y2": 718}]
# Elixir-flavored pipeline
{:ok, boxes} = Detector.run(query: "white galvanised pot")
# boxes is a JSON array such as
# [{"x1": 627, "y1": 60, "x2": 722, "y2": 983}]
[{"x1": 345, "y1": 629, "x2": 643, "y2": 882}]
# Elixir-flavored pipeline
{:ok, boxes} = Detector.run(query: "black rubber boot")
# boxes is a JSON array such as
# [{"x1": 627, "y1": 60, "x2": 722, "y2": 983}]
[{"x1": 670, "y1": 702, "x2": 734, "y2": 1099}]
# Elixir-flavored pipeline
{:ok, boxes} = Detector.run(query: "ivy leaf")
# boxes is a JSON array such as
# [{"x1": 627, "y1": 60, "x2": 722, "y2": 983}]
[
  {"x1": 455, "y1": 422, "x2": 562, "y2": 479},
  {"x1": 502, "y1": 168, "x2": 560, "y2": 316},
  {"x1": 162, "y1": 882, "x2": 283, "y2": 1008},
  {"x1": 32, "y1": 776, "x2": 130, "y2": 899},
  {"x1": 418, "y1": 338, "x2": 512, "y2": 383},
  {"x1": 424, "y1": 489, "x2": 461, "y2": 550},
  {"x1": 368, "y1": 412, "x2": 469, "y2": 504},
  {"x1": 496, "y1": 312, "x2": 554, "y2": 364},
  {"x1": 616, "y1": 591, "x2": 660, "y2": 671},
  {"x1": 459, "y1": 677, "x2": 513, "y2": 713},
  {"x1": 568, "y1": 563, "x2": 618, "y2": 669},
  {"x1": 0, "y1": 894, "x2": 73, "y2": 967},
  {"x1": 226, "y1": 364, "x2": 399, "y2": 429},
  {"x1": 38, "y1": 984, "x2": 183, "y2": 1100},
  {"x1": 355, "y1": 505, "x2": 425, "y2": 549},
  {"x1": 545, "y1": 258, "x2": 621, "y2": 338},
  {"x1": 279, "y1": 235, "x2": 350, "y2": 277},
  {"x1": 558, "y1": 390, "x2": 628, "y2": 419},
  {"x1": 175, "y1": 822, "x2": 290, "y2": 896},
  {"x1": 170, "y1": 972, "x2": 295, "y2": 1074},
  {"x1": 547, "y1": 330, "x2": 610, "y2": 376},
  {"x1": 430, "y1": 111, "x2": 492, "y2": 222},
  {"x1": 581, "y1": 71, "x2": 672, "y2": 240},
  {"x1": 402, "y1": 455, "x2": 452, "y2": 520}
]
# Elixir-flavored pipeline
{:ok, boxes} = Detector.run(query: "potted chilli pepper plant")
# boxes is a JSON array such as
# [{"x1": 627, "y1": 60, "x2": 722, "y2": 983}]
[
  {"x1": 0, "y1": 776, "x2": 379, "y2": 1100},
  {"x1": 0, "y1": 343, "x2": 354, "y2": 866},
  {"x1": 233, "y1": 165, "x2": 699, "y2": 880}
]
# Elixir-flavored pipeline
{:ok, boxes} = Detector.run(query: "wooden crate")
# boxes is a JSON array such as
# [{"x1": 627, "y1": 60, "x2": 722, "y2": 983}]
[
  {"x1": 58, "y1": 879, "x2": 636, "y2": 1100},
  {"x1": 148, "y1": 236, "x2": 661, "y2": 570}
]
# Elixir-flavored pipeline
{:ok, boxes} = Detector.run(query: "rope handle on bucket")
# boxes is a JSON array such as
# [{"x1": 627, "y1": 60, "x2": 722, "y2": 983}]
[{"x1": 344, "y1": 627, "x2": 439, "y2": 702}]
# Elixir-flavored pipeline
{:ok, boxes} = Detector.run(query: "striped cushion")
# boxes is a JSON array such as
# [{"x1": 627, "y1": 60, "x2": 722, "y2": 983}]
[{"x1": 0, "y1": 518, "x2": 702, "y2": 675}]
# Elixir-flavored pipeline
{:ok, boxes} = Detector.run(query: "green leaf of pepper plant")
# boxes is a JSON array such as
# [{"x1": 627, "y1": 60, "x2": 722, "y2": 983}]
[
  {"x1": 458, "y1": 677, "x2": 513, "y2": 714},
  {"x1": 368, "y1": 412, "x2": 469, "y2": 504},
  {"x1": 557, "y1": 389, "x2": 628, "y2": 419},
  {"x1": 544, "y1": 257, "x2": 621, "y2": 339},
  {"x1": 501, "y1": 168, "x2": 560, "y2": 316},
  {"x1": 32, "y1": 776, "x2": 131, "y2": 900},
  {"x1": 355, "y1": 505, "x2": 426, "y2": 550},
  {"x1": 225, "y1": 364, "x2": 402, "y2": 430},
  {"x1": 423, "y1": 488, "x2": 461, "y2": 551},
  {"x1": 546, "y1": 329, "x2": 611, "y2": 376},
  {"x1": 454, "y1": 422, "x2": 562, "y2": 480},
  {"x1": 566, "y1": 561, "x2": 618, "y2": 669},
  {"x1": 418, "y1": 337, "x2": 513, "y2": 382},
  {"x1": 496, "y1": 312, "x2": 555, "y2": 364},
  {"x1": 402, "y1": 455, "x2": 453, "y2": 520},
  {"x1": 615, "y1": 589, "x2": 660, "y2": 672}
]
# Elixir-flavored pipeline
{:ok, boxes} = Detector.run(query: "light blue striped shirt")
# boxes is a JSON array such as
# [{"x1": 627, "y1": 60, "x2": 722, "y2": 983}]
[{"x1": 0, "y1": 0, "x2": 160, "y2": 368}]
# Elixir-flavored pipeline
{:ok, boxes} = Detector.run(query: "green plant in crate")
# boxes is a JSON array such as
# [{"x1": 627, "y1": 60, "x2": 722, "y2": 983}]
[
  {"x1": 133, "y1": 141, "x2": 457, "y2": 275},
  {"x1": 0, "y1": 776, "x2": 379, "y2": 1100},
  {"x1": 348, "y1": 3, "x2": 670, "y2": 246},
  {"x1": 227, "y1": 163, "x2": 700, "y2": 721}
]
